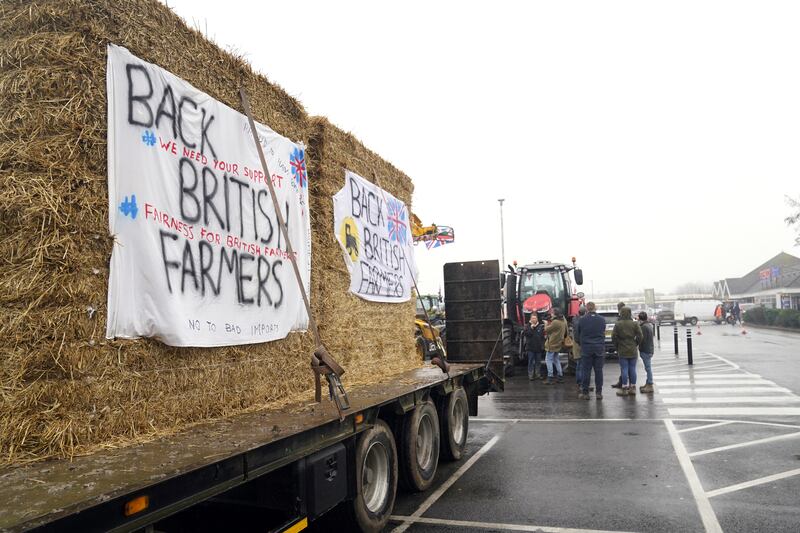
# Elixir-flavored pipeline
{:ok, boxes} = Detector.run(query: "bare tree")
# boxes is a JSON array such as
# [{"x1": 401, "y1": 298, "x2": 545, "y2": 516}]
[
  {"x1": 785, "y1": 195, "x2": 800, "y2": 246},
  {"x1": 674, "y1": 281, "x2": 713, "y2": 294}
]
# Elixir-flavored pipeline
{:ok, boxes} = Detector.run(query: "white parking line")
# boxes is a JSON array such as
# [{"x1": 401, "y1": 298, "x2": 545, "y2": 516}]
[
  {"x1": 689, "y1": 430, "x2": 800, "y2": 457},
  {"x1": 706, "y1": 467, "x2": 800, "y2": 498},
  {"x1": 677, "y1": 421, "x2": 736, "y2": 433},
  {"x1": 391, "y1": 433, "x2": 503, "y2": 533},
  {"x1": 659, "y1": 387, "x2": 792, "y2": 395},
  {"x1": 669, "y1": 407, "x2": 800, "y2": 416},
  {"x1": 664, "y1": 419, "x2": 723, "y2": 533},
  {"x1": 673, "y1": 419, "x2": 800, "y2": 430},
  {"x1": 389, "y1": 515, "x2": 640, "y2": 533}
]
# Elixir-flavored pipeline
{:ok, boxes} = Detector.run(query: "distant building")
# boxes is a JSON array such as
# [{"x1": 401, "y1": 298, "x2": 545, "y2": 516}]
[{"x1": 713, "y1": 252, "x2": 800, "y2": 309}]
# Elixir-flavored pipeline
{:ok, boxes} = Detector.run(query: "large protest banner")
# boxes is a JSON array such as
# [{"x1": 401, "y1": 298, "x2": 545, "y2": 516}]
[
  {"x1": 106, "y1": 45, "x2": 311, "y2": 346},
  {"x1": 333, "y1": 171, "x2": 417, "y2": 303}
]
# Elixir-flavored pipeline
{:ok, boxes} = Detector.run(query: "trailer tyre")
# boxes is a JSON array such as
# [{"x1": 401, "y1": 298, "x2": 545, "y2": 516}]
[
  {"x1": 347, "y1": 420, "x2": 398, "y2": 533},
  {"x1": 439, "y1": 388, "x2": 469, "y2": 461},
  {"x1": 399, "y1": 400, "x2": 440, "y2": 492},
  {"x1": 690, "y1": 317, "x2": 698, "y2": 326}
]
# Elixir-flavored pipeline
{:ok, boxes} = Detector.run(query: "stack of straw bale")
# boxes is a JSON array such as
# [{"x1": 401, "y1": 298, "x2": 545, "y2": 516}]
[{"x1": 0, "y1": 0, "x2": 417, "y2": 466}]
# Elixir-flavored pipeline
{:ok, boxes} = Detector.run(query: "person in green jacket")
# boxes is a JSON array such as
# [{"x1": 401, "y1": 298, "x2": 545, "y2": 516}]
[
  {"x1": 544, "y1": 308, "x2": 567, "y2": 384},
  {"x1": 611, "y1": 307, "x2": 642, "y2": 396}
]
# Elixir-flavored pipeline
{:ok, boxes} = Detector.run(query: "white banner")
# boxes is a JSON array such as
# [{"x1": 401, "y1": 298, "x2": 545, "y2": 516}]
[
  {"x1": 106, "y1": 45, "x2": 311, "y2": 346},
  {"x1": 333, "y1": 171, "x2": 417, "y2": 302}
]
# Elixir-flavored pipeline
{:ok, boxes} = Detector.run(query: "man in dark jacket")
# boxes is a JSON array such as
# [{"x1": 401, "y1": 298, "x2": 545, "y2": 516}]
[
  {"x1": 638, "y1": 311, "x2": 655, "y2": 393},
  {"x1": 572, "y1": 305, "x2": 587, "y2": 390},
  {"x1": 524, "y1": 314, "x2": 546, "y2": 380},
  {"x1": 575, "y1": 302, "x2": 606, "y2": 399}
]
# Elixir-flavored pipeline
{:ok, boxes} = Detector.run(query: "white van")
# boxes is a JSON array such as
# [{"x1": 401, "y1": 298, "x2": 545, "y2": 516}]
[{"x1": 673, "y1": 300, "x2": 719, "y2": 325}]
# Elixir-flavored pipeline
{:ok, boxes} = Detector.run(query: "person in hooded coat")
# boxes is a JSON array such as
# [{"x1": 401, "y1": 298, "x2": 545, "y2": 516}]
[
  {"x1": 612, "y1": 306, "x2": 642, "y2": 396},
  {"x1": 544, "y1": 308, "x2": 567, "y2": 384}
]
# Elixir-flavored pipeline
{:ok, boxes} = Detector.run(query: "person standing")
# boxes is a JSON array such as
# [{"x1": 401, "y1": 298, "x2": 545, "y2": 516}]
[
  {"x1": 576, "y1": 302, "x2": 606, "y2": 400},
  {"x1": 572, "y1": 305, "x2": 587, "y2": 391},
  {"x1": 524, "y1": 314, "x2": 546, "y2": 381},
  {"x1": 732, "y1": 301, "x2": 742, "y2": 325},
  {"x1": 611, "y1": 301, "x2": 626, "y2": 389},
  {"x1": 544, "y1": 308, "x2": 567, "y2": 384},
  {"x1": 638, "y1": 311, "x2": 655, "y2": 393},
  {"x1": 612, "y1": 307, "x2": 642, "y2": 396}
]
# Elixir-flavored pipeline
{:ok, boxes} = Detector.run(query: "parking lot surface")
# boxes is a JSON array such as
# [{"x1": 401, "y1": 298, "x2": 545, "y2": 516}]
[{"x1": 387, "y1": 324, "x2": 800, "y2": 532}]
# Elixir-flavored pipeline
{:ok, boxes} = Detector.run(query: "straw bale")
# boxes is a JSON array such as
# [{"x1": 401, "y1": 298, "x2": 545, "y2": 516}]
[
  {"x1": 1, "y1": 0, "x2": 419, "y2": 466},
  {"x1": 306, "y1": 117, "x2": 418, "y2": 380}
]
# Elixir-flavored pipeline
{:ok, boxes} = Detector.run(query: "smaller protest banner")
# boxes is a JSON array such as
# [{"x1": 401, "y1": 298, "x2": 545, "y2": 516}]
[{"x1": 333, "y1": 171, "x2": 417, "y2": 303}]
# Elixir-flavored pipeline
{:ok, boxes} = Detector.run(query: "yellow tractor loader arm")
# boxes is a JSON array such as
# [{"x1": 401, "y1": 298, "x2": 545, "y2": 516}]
[
  {"x1": 415, "y1": 318, "x2": 446, "y2": 361},
  {"x1": 411, "y1": 213, "x2": 438, "y2": 242}
]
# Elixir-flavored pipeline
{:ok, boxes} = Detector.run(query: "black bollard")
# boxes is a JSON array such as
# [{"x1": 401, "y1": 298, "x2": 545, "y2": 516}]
[
  {"x1": 687, "y1": 327, "x2": 693, "y2": 365},
  {"x1": 656, "y1": 322, "x2": 661, "y2": 341},
  {"x1": 673, "y1": 325, "x2": 679, "y2": 355}
]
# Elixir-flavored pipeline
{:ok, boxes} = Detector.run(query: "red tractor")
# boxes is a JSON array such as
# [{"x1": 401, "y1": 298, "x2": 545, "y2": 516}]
[{"x1": 501, "y1": 258, "x2": 585, "y2": 375}]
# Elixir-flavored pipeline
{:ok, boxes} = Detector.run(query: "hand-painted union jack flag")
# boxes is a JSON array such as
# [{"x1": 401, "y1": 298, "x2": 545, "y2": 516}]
[
  {"x1": 387, "y1": 198, "x2": 408, "y2": 245},
  {"x1": 290, "y1": 147, "x2": 307, "y2": 189}
]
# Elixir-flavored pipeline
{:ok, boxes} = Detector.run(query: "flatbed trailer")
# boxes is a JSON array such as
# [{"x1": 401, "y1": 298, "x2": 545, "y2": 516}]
[
  {"x1": 0, "y1": 364, "x2": 487, "y2": 533},
  {"x1": 1, "y1": 259, "x2": 503, "y2": 533}
]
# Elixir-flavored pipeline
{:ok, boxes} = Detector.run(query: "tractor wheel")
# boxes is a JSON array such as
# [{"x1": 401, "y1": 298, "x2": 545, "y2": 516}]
[{"x1": 502, "y1": 323, "x2": 518, "y2": 376}]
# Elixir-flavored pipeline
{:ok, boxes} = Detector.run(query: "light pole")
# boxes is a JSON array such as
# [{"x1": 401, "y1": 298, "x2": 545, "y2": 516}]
[{"x1": 498, "y1": 199, "x2": 506, "y2": 269}]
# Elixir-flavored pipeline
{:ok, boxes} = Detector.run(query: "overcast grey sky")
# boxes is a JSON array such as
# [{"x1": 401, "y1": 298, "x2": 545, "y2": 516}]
[{"x1": 165, "y1": 0, "x2": 800, "y2": 296}]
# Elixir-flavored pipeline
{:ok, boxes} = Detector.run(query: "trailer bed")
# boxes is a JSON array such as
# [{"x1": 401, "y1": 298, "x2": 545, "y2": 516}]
[{"x1": 0, "y1": 363, "x2": 483, "y2": 532}]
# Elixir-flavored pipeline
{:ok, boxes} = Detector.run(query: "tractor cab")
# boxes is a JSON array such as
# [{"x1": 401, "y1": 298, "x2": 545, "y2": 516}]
[{"x1": 500, "y1": 258, "x2": 584, "y2": 375}]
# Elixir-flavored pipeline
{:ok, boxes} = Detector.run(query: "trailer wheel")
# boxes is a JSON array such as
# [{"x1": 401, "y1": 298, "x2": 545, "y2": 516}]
[
  {"x1": 690, "y1": 317, "x2": 698, "y2": 326},
  {"x1": 346, "y1": 420, "x2": 397, "y2": 533},
  {"x1": 399, "y1": 400, "x2": 440, "y2": 492},
  {"x1": 439, "y1": 388, "x2": 469, "y2": 461}
]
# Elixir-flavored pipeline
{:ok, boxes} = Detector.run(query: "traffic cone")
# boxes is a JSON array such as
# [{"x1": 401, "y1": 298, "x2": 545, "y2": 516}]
[
  {"x1": 696, "y1": 325, "x2": 702, "y2": 336},
  {"x1": 741, "y1": 327, "x2": 747, "y2": 335}
]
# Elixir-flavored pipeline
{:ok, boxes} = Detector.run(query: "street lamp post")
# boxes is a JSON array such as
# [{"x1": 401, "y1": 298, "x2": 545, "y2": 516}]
[{"x1": 498, "y1": 199, "x2": 505, "y2": 269}]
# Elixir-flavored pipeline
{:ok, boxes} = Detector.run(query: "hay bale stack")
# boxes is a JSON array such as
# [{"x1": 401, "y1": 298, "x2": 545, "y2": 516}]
[
  {"x1": 0, "y1": 0, "x2": 417, "y2": 467},
  {"x1": 307, "y1": 117, "x2": 417, "y2": 380}
]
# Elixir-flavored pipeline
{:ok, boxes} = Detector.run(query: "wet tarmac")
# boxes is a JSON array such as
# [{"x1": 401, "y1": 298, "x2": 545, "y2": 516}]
[{"x1": 387, "y1": 324, "x2": 800, "y2": 532}]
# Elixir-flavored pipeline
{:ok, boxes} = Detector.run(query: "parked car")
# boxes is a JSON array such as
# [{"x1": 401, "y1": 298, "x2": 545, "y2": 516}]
[
  {"x1": 656, "y1": 309, "x2": 675, "y2": 325},
  {"x1": 598, "y1": 311, "x2": 619, "y2": 356}
]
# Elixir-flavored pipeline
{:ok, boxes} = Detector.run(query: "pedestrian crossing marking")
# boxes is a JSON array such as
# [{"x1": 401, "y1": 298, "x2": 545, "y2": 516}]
[
  {"x1": 659, "y1": 379, "x2": 775, "y2": 387},
  {"x1": 668, "y1": 407, "x2": 800, "y2": 416},
  {"x1": 663, "y1": 396, "x2": 799, "y2": 404},
  {"x1": 659, "y1": 387, "x2": 793, "y2": 395},
  {"x1": 653, "y1": 350, "x2": 799, "y2": 416}
]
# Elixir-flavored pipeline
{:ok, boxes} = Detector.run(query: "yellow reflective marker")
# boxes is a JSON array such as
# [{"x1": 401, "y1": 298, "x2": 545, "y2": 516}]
[
  {"x1": 282, "y1": 517, "x2": 308, "y2": 533},
  {"x1": 124, "y1": 495, "x2": 149, "y2": 516}
]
